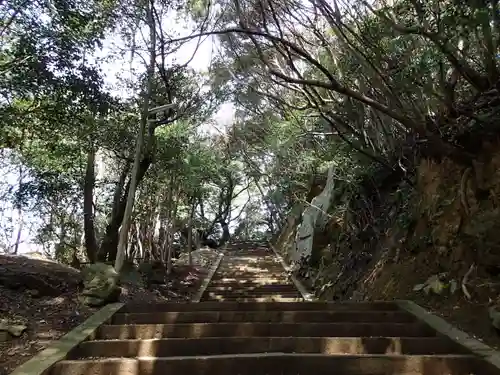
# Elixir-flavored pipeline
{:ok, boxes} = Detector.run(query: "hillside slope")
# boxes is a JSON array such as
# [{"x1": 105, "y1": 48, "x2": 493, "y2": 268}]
[
  {"x1": 0, "y1": 251, "x2": 218, "y2": 374},
  {"x1": 273, "y1": 144, "x2": 500, "y2": 350}
]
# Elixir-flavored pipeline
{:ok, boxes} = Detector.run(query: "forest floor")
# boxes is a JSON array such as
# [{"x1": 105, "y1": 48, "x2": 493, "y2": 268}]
[{"x1": 0, "y1": 250, "x2": 219, "y2": 374}]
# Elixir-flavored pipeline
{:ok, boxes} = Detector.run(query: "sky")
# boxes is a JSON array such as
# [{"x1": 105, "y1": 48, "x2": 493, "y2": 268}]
[
  {"x1": 1, "y1": 11, "x2": 239, "y2": 255},
  {"x1": 96, "y1": 16, "x2": 236, "y2": 131}
]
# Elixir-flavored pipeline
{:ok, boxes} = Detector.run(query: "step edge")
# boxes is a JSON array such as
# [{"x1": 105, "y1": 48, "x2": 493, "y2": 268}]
[
  {"x1": 191, "y1": 252, "x2": 225, "y2": 303},
  {"x1": 268, "y1": 241, "x2": 314, "y2": 301},
  {"x1": 113, "y1": 310, "x2": 413, "y2": 315},
  {"x1": 78, "y1": 336, "x2": 458, "y2": 344},
  {"x1": 52, "y1": 353, "x2": 479, "y2": 363},
  {"x1": 100, "y1": 322, "x2": 429, "y2": 327}
]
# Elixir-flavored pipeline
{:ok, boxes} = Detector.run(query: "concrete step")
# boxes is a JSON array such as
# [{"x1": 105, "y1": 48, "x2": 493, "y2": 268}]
[
  {"x1": 208, "y1": 278, "x2": 291, "y2": 284},
  {"x1": 210, "y1": 274, "x2": 289, "y2": 280},
  {"x1": 211, "y1": 269, "x2": 286, "y2": 275},
  {"x1": 96, "y1": 322, "x2": 436, "y2": 339},
  {"x1": 205, "y1": 285, "x2": 294, "y2": 290},
  {"x1": 50, "y1": 353, "x2": 487, "y2": 375},
  {"x1": 120, "y1": 301, "x2": 401, "y2": 313},
  {"x1": 111, "y1": 310, "x2": 416, "y2": 325},
  {"x1": 203, "y1": 291, "x2": 302, "y2": 298},
  {"x1": 211, "y1": 269, "x2": 286, "y2": 274},
  {"x1": 202, "y1": 289, "x2": 302, "y2": 295},
  {"x1": 204, "y1": 285, "x2": 298, "y2": 293},
  {"x1": 209, "y1": 277, "x2": 288, "y2": 282},
  {"x1": 70, "y1": 337, "x2": 469, "y2": 358},
  {"x1": 200, "y1": 296, "x2": 304, "y2": 302}
]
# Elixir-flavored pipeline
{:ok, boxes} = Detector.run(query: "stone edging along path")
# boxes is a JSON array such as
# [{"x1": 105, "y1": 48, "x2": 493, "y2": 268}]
[
  {"x1": 7, "y1": 250, "x2": 226, "y2": 375},
  {"x1": 397, "y1": 299, "x2": 500, "y2": 373},
  {"x1": 191, "y1": 251, "x2": 225, "y2": 303},
  {"x1": 9, "y1": 302, "x2": 123, "y2": 375},
  {"x1": 267, "y1": 241, "x2": 316, "y2": 301}
]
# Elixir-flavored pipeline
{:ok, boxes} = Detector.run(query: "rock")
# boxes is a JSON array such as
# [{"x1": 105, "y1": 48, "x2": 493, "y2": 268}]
[
  {"x1": 489, "y1": 305, "x2": 500, "y2": 331},
  {"x1": 6, "y1": 324, "x2": 27, "y2": 337},
  {"x1": 292, "y1": 165, "x2": 337, "y2": 263},
  {"x1": 414, "y1": 274, "x2": 450, "y2": 295},
  {"x1": 425, "y1": 274, "x2": 446, "y2": 295},
  {"x1": 0, "y1": 320, "x2": 27, "y2": 340},
  {"x1": 80, "y1": 263, "x2": 121, "y2": 307}
]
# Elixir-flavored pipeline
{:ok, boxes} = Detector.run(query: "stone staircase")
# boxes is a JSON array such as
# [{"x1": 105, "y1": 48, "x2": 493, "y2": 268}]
[
  {"x1": 202, "y1": 242, "x2": 302, "y2": 302},
  {"x1": 47, "y1": 241, "x2": 499, "y2": 375}
]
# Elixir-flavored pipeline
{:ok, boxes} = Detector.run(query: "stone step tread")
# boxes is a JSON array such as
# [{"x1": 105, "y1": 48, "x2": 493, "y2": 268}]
[
  {"x1": 211, "y1": 273, "x2": 290, "y2": 283},
  {"x1": 207, "y1": 279, "x2": 291, "y2": 283},
  {"x1": 202, "y1": 293, "x2": 302, "y2": 298},
  {"x1": 212, "y1": 271, "x2": 286, "y2": 274},
  {"x1": 206, "y1": 283, "x2": 293, "y2": 287},
  {"x1": 204, "y1": 286, "x2": 297, "y2": 290},
  {"x1": 200, "y1": 297, "x2": 304, "y2": 302},
  {"x1": 50, "y1": 354, "x2": 487, "y2": 375},
  {"x1": 203, "y1": 288, "x2": 299, "y2": 292},
  {"x1": 211, "y1": 273, "x2": 288, "y2": 276},
  {"x1": 96, "y1": 322, "x2": 436, "y2": 339},
  {"x1": 111, "y1": 310, "x2": 417, "y2": 324},
  {"x1": 120, "y1": 301, "x2": 402, "y2": 313},
  {"x1": 71, "y1": 337, "x2": 470, "y2": 358}
]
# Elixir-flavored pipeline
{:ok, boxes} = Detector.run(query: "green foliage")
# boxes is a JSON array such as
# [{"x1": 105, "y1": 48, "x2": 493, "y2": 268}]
[{"x1": 2, "y1": 0, "x2": 500, "y2": 262}]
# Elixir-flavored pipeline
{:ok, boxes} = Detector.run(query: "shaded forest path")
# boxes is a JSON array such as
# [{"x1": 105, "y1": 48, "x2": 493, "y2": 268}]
[
  {"x1": 38, "y1": 242, "x2": 500, "y2": 374},
  {"x1": 201, "y1": 240, "x2": 303, "y2": 302}
]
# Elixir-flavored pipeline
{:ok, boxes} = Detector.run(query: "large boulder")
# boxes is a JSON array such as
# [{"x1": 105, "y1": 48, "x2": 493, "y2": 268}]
[
  {"x1": 291, "y1": 165, "x2": 337, "y2": 263},
  {"x1": 80, "y1": 263, "x2": 121, "y2": 307}
]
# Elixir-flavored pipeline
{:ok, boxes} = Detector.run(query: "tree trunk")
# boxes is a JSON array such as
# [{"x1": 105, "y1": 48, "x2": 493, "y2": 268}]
[
  {"x1": 12, "y1": 164, "x2": 24, "y2": 255},
  {"x1": 186, "y1": 199, "x2": 195, "y2": 266},
  {"x1": 219, "y1": 220, "x2": 230, "y2": 246},
  {"x1": 12, "y1": 221, "x2": 22, "y2": 255},
  {"x1": 167, "y1": 207, "x2": 179, "y2": 275},
  {"x1": 83, "y1": 146, "x2": 98, "y2": 262},
  {"x1": 253, "y1": 176, "x2": 277, "y2": 234},
  {"x1": 194, "y1": 227, "x2": 201, "y2": 250},
  {"x1": 114, "y1": 0, "x2": 156, "y2": 273},
  {"x1": 97, "y1": 162, "x2": 129, "y2": 262},
  {"x1": 166, "y1": 185, "x2": 179, "y2": 275},
  {"x1": 135, "y1": 223, "x2": 143, "y2": 260},
  {"x1": 98, "y1": 153, "x2": 153, "y2": 262}
]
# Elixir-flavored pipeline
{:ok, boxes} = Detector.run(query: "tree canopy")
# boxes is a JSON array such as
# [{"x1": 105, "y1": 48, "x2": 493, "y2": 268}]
[{"x1": 1, "y1": 0, "x2": 499, "y2": 270}]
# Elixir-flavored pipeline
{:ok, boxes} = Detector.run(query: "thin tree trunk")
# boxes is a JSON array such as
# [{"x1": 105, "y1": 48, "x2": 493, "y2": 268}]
[
  {"x1": 186, "y1": 198, "x2": 195, "y2": 266},
  {"x1": 115, "y1": 0, "x2": 156, "y2": 273},
  {"x1": 194, "y1": 226, "x2": 201, "y2": 250},
  {"x1": 83, "y1": 146, "x2": 98, "y2": 262},
  {"x1": 12, "y1": 164, "x2": 24, "y2": 255},
  {"x1": 135, "y1": 223, "x2": 143, "y2": 260},
  {"x1": 253, "y1": 176, "x2": 277, "y2": 233},
  {"x1": 12, "y1": 221, "x2": 22, "y2": 255},
  {"x1": 163, "y1": 176, "x2": 175, "y2": 266},
  {"x1": 166, "y1": 185, "x2": 179, "y2": 275}
]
